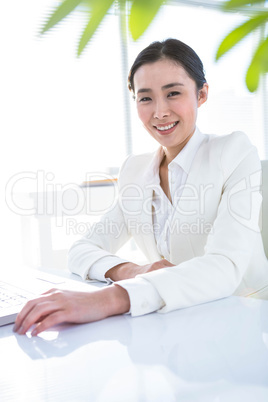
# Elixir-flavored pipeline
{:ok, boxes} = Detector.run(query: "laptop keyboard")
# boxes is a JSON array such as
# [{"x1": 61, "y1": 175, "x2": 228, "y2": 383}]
[{"x1": 0, "y1": 281, "x2": 32, "y2": 309}]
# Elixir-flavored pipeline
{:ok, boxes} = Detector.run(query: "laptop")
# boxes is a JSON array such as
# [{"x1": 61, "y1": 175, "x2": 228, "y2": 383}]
[{"x1": 0, "y1": 269, "x2": 95, "y2": 327}]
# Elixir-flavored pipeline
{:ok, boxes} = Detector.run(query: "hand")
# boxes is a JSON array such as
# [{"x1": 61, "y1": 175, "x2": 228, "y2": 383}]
[
  {"x1": 13, "y1": 285, "x2": 130, "y2": 337},
  {"x1": 105, "y1": 259, "x2": 175, "y2": 281}
]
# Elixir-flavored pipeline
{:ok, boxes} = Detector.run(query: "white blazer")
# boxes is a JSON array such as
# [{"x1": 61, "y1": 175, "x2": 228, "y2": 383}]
[{"x1": 68, "y1": 131, "x2": 268, "y2": 313}]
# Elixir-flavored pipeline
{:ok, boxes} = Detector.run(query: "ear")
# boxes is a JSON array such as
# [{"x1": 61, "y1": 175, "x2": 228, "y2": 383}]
[{"x1": 197, "y1": 83, "x2": 209, "y2": 107}]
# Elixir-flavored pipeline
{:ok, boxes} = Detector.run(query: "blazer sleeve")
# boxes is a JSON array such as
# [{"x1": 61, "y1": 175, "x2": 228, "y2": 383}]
[
  {"x1": 68, "y1": 157, "x2": 132, "y2": 279},
  {"x1": 136, "y1": 132, "x2": 263, "y2": 313}
]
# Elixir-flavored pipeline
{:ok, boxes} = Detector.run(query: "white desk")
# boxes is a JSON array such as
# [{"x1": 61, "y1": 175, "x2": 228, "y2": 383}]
[{"x1": 1, "y1": 281, "x2": 268, "y2": 401}]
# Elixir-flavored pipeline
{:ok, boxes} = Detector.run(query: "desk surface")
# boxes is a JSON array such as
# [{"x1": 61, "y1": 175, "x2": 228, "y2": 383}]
[{"x1": 1, "y1": 274, "x2": 268, "y2": 402}]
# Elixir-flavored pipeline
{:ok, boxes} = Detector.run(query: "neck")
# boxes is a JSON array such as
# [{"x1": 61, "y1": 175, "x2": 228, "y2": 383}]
[
  {"x1": 163, "y1": 129, "x2": 195, "y2": 165},
  {"x1": 163, "y1": 148, "x2": 181, "y2": 165}
]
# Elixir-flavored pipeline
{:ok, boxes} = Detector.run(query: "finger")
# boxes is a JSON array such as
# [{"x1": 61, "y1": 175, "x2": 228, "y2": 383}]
[
  {"x1": 150, "y1": 261, "x2": 168, "y2": 270},
  {"x1": 14, "y1": 290, "x2": 62, "y2": 332},
  {"x1": 41, "y1": 288, "x2": 58, "y2": 295},
  {"x1": 14, "y1": 296, "x2": 48, "y2": 332},
  {"x1": 16, "y1": 300, "x2": 61, "y2": 335},
  {"x1": 31, "y1": 311, "x2": 66, "y2": 336},
  {"x1": 159, "y1": 259, "x2": 174, "y2": 267}
]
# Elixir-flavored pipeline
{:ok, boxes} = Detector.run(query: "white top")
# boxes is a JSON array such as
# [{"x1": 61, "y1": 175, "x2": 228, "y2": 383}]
[
  {"x1": 88, "y1": 128, "x2": 205, "y2": 315},
  {"x1": 149, "y1": 129, "x2": 205, "y2": 259}
]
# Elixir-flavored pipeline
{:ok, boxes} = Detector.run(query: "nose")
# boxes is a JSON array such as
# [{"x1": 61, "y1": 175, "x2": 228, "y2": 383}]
[{"x1": 153, "y1": 99, "x2": 170, "y2": 120}]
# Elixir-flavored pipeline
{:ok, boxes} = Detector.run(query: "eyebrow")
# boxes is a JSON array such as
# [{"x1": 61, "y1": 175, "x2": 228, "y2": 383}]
[{"x1": 137, "y1": 82, "x2": 184, "y2": 94}]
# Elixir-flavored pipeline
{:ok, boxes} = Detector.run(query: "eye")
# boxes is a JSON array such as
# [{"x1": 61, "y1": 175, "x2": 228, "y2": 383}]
[
  {"x1": 138, "y1": 96, "x2": 152, "y2": 102},
  {"x1": 167, "y1": 91, "x2": 181, "y2": 98}
]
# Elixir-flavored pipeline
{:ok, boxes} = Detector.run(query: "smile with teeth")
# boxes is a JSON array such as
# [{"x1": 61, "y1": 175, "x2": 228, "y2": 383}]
[{"x1": 155, "y1": 121, "x2": 178, "y2": 131}]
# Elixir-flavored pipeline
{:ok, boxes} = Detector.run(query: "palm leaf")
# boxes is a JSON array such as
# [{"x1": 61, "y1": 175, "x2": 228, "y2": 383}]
[
  {"x1": 129, "y1": 0, "x2": 165, "y2": 41},
  {"x1": 77, "y1": 0, "x2": 114, "y2": 56},
  {"x1": 246, "y1": 36, "x2": 268, "y2": 92},
  {"x1": 223, "y1": 0, "x2": 266, "y2": 10},
  {"x1": 41, "y1": 0, "x2": 83, "y2": 34},
  {"x1": 216, "y1": 12, "x2": 268, "y2": 60}
]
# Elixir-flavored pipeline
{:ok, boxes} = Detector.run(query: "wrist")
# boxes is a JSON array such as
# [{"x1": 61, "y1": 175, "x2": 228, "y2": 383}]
[
  {"x1": 103, "y1": 284, "x2": 130, "y2": 316},
  {"x1": 105, "y1": 262, "x2": 139, "y2": 281}
]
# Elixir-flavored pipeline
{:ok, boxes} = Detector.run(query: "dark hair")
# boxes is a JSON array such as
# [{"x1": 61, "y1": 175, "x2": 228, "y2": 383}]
[{"x1": 128, "y1": 38, "x2": 206, "y2": 93}]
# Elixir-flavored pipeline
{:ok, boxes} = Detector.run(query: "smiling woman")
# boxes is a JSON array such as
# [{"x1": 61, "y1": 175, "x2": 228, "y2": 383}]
[{"x1": 14, "y1": 38, "x2": 268, "y2": 337}]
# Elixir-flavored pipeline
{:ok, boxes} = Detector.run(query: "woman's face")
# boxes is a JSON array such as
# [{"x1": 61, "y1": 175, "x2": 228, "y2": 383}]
[{"x1": 133, "y1": 59, "x2": 208, "y2": 155}]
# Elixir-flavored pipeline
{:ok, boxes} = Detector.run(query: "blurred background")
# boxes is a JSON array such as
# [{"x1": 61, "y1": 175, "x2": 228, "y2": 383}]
[{"x1": 1, "y1": 0, "x2": 267, "y2": 271}]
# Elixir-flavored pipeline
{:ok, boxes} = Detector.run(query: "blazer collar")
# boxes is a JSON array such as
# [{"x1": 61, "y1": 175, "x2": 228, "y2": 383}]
[{"x1": 143, "y1": 127, "x2": 206, "y2": 186}]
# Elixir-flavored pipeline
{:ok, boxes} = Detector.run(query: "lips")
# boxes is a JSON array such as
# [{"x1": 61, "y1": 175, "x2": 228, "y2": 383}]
[{"x1": 154, "y1": 121, "x2": 179, "y2": 134}]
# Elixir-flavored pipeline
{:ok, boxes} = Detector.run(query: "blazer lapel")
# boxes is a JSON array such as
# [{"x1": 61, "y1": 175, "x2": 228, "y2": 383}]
[
  {"x1": 137, "y1": 153, "x2": 162, "y2": 261},
  {"x1": 169, "y1": 135, "x2": 210, "y2": 263},
  {"x1": 140, "y1": 185, "x2": 162, "y2": 261}
]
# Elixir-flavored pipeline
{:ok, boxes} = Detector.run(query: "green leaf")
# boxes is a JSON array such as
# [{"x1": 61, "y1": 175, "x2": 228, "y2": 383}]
[
  {"x1": 129, "y1": 0, "x2": 165, "y2": 41},
  {"x1": 223, "y1": 0, "x2": 266, "y2": 10},
  {"x1": 246, "y1": 36, "x2": 268, "y2": 92},
  {"x1": 77, "y1": 0, "x2": 114, "y2": 56},
  {"x1": 216, "y1": 12, "x2": 268, "y2": 60},
  {"x1": 41, "y1": 0, "x2": 83, "y2": 34}
]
